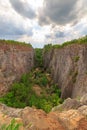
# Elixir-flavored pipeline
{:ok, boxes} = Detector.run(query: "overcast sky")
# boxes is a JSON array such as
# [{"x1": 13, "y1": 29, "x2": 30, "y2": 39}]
[{"x1": 0, "y1": 0, "x2": 87, "y2": 48}]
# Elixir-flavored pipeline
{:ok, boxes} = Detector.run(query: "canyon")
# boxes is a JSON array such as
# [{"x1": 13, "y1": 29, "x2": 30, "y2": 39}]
[{"x1": 0, "y1": 40, "x2": 87, "y2": 129}]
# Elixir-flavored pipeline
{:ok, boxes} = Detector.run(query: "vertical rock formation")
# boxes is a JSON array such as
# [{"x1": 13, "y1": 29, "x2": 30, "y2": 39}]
[
  {"x1": 43, "y1": 44, "x2": 87, "y2": 98},
  {"x1": 0, "y1": 42, "x2": 34, "y2": 95}
]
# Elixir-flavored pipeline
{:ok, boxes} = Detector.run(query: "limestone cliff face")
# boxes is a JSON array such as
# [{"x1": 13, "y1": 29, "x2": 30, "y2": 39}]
[
  {"x1": 0, "y1": 43, "x2": 34, "y2": 95},
  {"x1": 43, "y1": 44, "x2": 87, "y2": 98}
]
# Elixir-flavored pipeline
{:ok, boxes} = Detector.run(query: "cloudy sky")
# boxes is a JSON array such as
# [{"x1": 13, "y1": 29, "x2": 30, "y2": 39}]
[{"x1": 0, "y1": 0, "x2": 87, "y2": 48}]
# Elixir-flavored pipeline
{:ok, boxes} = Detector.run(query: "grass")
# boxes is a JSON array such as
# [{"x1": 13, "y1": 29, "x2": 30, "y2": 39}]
[
  {"x1": 0, "y1": 119, "x2": 22, "y2": 130},
  {"x1": 44, "y1": 35, "x2": 87, "y2": 52},
  {"x1": 0, "y1": 39, "x2": 32, "y2": 47},
  {"x1": 35, "y1": 48, "x2": 43, "y2": 68}
]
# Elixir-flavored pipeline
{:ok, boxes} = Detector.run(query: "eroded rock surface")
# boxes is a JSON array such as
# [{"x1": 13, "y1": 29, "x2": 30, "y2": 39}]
[
  {"x1": 52, "y1": 98, "x2": 82, "y2": 112},
  {"x1": 0, "y1": 43, "x2": 34, "y2": 95},
  {"x1": 43, "y1": 44, "x2": 87, "y2": 98},
  {"x1": 0, "y1": 101, "x2": 87, "y2": 130}
]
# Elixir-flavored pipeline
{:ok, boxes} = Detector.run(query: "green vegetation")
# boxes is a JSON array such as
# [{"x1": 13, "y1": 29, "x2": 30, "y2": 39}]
[
  {"x1": 0, "y1": 69, "x2": 63, "y2": 113},
  {"x1": 0, "y1": 42, "x2": 63, "y2": 113},
  {"x1": 44, "y1": 44, "x2": 53, "y2": 52},
  {"x1": 44, "y1": 35, "x2": 87, "y2": 52},
  {"x1": 72, "y1": 71, "x2": 78, "y2": 83},
  {"x1": 0, "y1": 119, "x2": 21, "y2": 130},
  {"x1": 0, "y1": 39, "x2": 32, "y2": 47},
  {"x1": 35, "y1": 48, "x2": 43, "y2": 68},
  {"x1": 74, "y1": 56, "x2": 80, "y2": 62}
]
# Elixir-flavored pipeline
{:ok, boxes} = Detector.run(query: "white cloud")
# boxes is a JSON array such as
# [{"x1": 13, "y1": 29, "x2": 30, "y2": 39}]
[{"x1": 0, "y1": 0, "x2": 87, "y2": 48}]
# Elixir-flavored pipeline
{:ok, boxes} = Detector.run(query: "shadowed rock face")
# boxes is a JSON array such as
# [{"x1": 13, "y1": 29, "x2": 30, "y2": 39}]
[
  {"x1": 43, "y1": 44, "x2": 87, "y2": 98},
  {"x1": 0, "y1": 43, "x2": 34, "y2": 95}
]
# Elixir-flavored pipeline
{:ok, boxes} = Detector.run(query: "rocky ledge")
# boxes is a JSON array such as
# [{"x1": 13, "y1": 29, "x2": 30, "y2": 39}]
[{"x1": 0, "y1": 94, "x2": 87, "y2": 130}]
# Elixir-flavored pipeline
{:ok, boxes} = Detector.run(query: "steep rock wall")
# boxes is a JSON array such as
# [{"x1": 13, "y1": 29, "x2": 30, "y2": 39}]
[
  {"x1": 0, "y1": 43, "x2": 34, "y2": 95},
  {"x1": 43, "y1": 44, "x2": 87, "y2": 98}
]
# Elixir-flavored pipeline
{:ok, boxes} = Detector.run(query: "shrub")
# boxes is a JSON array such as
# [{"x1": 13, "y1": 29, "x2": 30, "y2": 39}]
[
  {"x1": 35, "y1": 48, "x2": 43, "y2": 68},
  {"x1": 0, "y1": 68, "x2": 63, "y2": 113}
]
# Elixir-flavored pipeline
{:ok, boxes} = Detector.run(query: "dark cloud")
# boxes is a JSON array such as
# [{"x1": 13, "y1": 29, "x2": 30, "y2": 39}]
[
  {"x1": 10, "y1": 0, "x2": 36, "y2": 19},
  {"x1": 55, "y1": 31, "x2": 65, "y2": 38},
  {"x1": 0, "y1": 16, "x2": 33, "y2": 37},
  {"x1": 45, "y1": 34, "x2": 51, "y2": 39},
  {"x1": 38, "y1": 0, "x2": 84, "y2": 26}
]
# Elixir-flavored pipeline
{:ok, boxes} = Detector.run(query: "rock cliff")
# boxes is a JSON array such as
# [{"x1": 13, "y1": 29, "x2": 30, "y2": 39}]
[
  {"x1": 0, "y1": 42, "x2": 34, "y2": 95},
  {"x1": 43, "y1": 44, "x2": 87, "y2": 98}
]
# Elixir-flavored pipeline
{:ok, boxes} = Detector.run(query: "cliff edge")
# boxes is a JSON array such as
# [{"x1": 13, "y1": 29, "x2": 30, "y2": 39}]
[
  {"x1": 43, "y1": 43, "x2": 87, "y2": 98},
  {"x1": 0, "y1": 41, "x2": 34, "y2": 95}
]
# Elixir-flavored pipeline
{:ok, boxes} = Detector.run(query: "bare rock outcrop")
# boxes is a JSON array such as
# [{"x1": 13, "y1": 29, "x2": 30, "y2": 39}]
[
  {"x1": 0, "y1": 103, "x2": 87, "y2": 130},
  {"x1": 0, "y1": 43, "x2": 34, "y2": 95},
  {"x1": 52, "y1": 98, "x2": 82, "y2": 112},
  {"x1": 43, "y1": 44, "x2": 87, "y2": 98},
  {"x1": 80, "y1": 93, "x2": 87, "y2": 105},
  {"x1": 57, "y1": 109, "x2": 87, "y2": 130},
  {"x1": 21, "y1": 107, "x2": 65, "y2": 130}
]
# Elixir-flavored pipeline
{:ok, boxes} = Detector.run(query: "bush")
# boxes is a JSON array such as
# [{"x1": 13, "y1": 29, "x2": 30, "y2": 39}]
[
  {"x1": 35, "y1": 48, "x2": 43, "y2": 68},
  {"x1": 0, "y1": 68, "x2": 63, "y2": 113}
]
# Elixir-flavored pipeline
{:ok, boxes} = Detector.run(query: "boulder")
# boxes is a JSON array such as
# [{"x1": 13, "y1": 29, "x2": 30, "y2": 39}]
[
  {"x1": 52, "y1": 98, "x2": 82, "y2": 112},
  {"x1": 21, "y1": 107, "x2": 65, "y2": 130},
  {"x1": 80, "y1": 94, "x2": 87, "y2": 105},
  {"x1": 58, "y1": 109, "x2": 87, "y2": 130},
  {"x1": 78, "y1": 105, "x2": 87, "y2": 116},
  {"x1": 0, "y1": 103, "x2": 22, "y2": 117}
]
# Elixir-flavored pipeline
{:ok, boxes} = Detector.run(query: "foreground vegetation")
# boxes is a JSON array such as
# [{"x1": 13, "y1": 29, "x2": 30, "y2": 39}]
[{"x1": 0, "y1": 119, "x2": 21, "y2": 130}]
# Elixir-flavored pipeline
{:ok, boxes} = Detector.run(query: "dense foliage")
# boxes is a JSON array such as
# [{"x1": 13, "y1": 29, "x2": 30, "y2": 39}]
[
  {"x1": 0, "y1": 69, "x2": 63, "y2": 113},
  {"x1": 35, "y1": 48, "x2": 43, "y2": 68}
]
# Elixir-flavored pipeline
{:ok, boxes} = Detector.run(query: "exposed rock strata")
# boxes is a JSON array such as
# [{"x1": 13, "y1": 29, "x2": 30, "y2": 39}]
[
  {"x1": 0, "y1": 43, "x2": 34, "y2": 95},
  {"x1": 43, "y1": 44, "x2": 87, "y2": 98}
]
